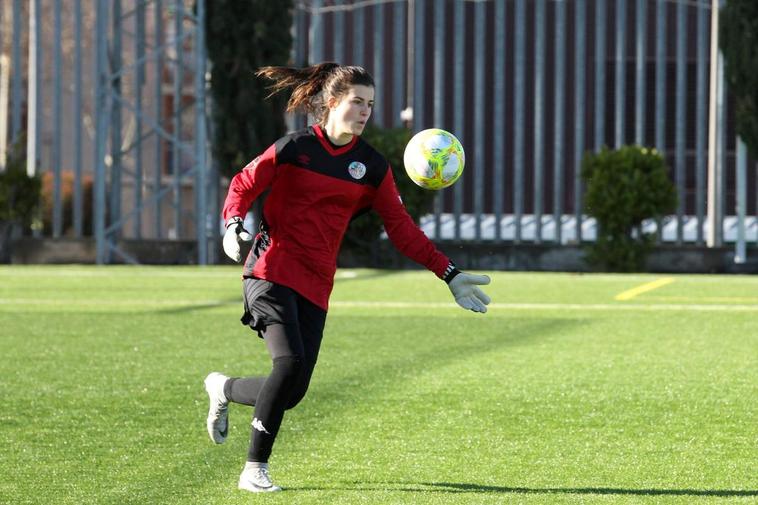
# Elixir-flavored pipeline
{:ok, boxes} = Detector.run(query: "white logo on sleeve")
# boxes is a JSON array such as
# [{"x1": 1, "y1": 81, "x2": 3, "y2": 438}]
[
  {"x1": 244, "y1": 156, "x2": 261, "y2": 172},
  {"x1": 252, "y1": 417, "x2": 271, "y2": 435},
  {"x1": 348, "y1": 161, "x2": 367, "y2": 179}
]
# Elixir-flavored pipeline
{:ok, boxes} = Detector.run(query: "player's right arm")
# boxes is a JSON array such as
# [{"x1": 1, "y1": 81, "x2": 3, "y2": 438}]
[
  {"x1": 223, "y1": 143, "x2": 279, "y2": 221},
  {"x1": 222, "y1": 143, "x2": 279, "y2": 262}
]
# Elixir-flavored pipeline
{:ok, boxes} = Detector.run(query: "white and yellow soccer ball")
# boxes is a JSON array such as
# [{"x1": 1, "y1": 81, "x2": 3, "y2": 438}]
[{"x1": 402, "y1": 128, "x2": 465, "y2": 190}]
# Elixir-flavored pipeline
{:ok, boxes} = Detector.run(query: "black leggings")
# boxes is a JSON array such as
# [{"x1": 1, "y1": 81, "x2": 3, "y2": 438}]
[{"x1": 223, "y1": 278, "x2": 326, "y2": 463}]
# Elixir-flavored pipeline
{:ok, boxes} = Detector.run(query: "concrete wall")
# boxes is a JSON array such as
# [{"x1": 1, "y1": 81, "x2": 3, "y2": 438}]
[{"x1": 6, "y1": 236, "x2": 757, "y2": 274}]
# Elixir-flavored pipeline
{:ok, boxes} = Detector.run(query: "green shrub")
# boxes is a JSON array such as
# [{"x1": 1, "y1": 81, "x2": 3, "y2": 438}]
[
  {"x1": 581, "y1": 146, "x2": 677, "y2": 272},
  {"x1": 720, "y1": 0, "x2": 758, "y2": 159},
  {"x1": 341, "y1": 125, "x2": 437, "y2": 260},
  {"x1": 0, "y1": 137, "x2": 41, "y2": 231}
]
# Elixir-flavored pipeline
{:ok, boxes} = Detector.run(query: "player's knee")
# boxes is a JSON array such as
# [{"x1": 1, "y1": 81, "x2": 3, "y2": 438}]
[
  {"x1": 272, "y1": 355, "x2": 303, "y2": 380},
  {"x1": 286, "y1": 379, "x2": 311, "y2": 410}
]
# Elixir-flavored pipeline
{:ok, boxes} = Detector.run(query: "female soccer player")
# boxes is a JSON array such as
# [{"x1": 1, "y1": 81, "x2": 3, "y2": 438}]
[{"x1": 204, "y1": 62, "x2": 491, "y2": 493}]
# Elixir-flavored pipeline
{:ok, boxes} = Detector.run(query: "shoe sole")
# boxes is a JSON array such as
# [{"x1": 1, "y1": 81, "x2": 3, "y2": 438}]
[
  {"x1": 238, "y1": 482, "x2": 282, "y2": 493},
  {"x1": 204, "y1": 374, "x2": 228, "y2": 444}
]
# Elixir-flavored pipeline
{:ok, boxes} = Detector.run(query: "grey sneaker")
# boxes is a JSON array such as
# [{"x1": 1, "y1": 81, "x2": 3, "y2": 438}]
[
  {"x1": 203, "y1": 372, "x2": 229, "y2": 444},
  {"x1": 238, "y1": 462, "x2": 282, "y2": 493}
]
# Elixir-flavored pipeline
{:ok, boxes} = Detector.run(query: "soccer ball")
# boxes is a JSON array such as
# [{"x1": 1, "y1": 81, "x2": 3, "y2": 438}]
[{"x1": 403, "y1": 128, "x2": 465, "y2": 190}]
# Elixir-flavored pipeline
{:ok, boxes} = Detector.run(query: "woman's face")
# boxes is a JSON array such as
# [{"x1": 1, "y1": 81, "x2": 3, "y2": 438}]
[{"x1": 326, "y1": 85, "x2": 374, "y2": 141}]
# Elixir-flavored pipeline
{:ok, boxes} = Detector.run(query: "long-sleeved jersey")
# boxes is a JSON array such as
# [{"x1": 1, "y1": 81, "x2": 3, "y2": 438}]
[{"x1": 223, "y1": 124, "x2": 453, "y2": 310}]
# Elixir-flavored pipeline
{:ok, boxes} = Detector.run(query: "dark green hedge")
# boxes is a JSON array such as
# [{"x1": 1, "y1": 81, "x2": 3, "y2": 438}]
[
  {"x1": 0, "y1": 137, "x2": 40, "y2": 231},
  {"x1": 582, "y1": 146, "x2": 677, "y2": 272},
  {"x1": 721, "y1": 0, "x2": 758, "y2": 159}
]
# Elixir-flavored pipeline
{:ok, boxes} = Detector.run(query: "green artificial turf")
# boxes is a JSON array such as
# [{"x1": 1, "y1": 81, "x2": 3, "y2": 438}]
[{"x1": 1, "y1": 266, "x2": 756, "y2": 504}]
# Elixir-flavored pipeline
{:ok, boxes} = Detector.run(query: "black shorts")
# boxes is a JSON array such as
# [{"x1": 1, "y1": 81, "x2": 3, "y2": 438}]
[{"x1": 241, "y1": 277, "x2": 327, "y2": 339}]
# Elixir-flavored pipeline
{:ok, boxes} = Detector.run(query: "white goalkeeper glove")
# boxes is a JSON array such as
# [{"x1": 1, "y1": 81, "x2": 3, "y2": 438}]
[
  {"x1": 447, "y1": 271, "x2": 492, "y2": 313},
  {"x1": 223, "y1": 216, "x2": 253, "y2": 262}
]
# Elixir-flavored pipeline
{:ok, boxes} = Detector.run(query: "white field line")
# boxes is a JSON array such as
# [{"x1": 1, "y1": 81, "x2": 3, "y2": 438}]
[
  {"x1": 330, "y1": 301, "x2": 758, "y2": 312},
  {"x1": 0, "y1": 269, "x2": 233, "y2": 279},
  {"x1": 0, "y1": 299, "x2": 757, "y2": 312},
  {"x1": 0, "y1": 298, "x2": 233, "y2": 306},
  {"x1": 0, "y1": 269, "x2": 360, "y2": 280}
]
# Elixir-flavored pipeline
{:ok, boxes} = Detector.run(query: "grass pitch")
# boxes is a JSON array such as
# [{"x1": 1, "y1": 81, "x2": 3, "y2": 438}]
[{"x1": 0, "y1": 266, "x2": 756, "y2": 504}]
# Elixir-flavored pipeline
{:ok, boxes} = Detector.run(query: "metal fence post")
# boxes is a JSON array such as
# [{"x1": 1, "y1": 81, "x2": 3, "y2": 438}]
[
  {"x1": 735, "y1": 138, "x2": 747, "y2": 263},
  {"x1": 554, "y1": 0, "x2": 567, "y2": 244},
  {"x1": 195, "y1": 0, "x2": 208, "y2": 265},
  {"x1": 534, "y1": 0, "x2": 546, "y2": 243}
]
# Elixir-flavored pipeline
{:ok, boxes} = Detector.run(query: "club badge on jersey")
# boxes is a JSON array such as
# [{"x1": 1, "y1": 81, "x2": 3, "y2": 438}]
[{"x1": 348, "y1": 161, "x2": 366, "y2": 180}]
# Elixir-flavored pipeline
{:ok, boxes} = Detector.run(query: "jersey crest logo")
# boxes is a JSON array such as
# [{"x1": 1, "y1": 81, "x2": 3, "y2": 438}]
[{"x1": 348, "y1": 161, "x2": 367, "y2": 180}]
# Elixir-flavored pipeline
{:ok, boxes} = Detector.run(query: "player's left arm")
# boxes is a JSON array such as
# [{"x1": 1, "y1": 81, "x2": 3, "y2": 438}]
[{"x1": 372, "y1": 167, "x2": 491, "y2": 313}]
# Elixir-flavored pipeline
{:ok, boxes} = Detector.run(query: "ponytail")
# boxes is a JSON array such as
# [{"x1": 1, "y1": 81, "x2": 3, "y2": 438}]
[{"x1": 256, "y1": 62, "x2": 375, "y2": 124}]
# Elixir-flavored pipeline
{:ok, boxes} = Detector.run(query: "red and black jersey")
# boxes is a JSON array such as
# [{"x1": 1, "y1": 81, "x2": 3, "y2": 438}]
[{"x1": 223, "y1": 124, "x2": 453, "y2": 310}]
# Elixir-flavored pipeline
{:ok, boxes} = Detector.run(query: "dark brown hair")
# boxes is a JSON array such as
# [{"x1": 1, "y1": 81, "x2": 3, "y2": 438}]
[{"x1": 256, "y1": 62, "x2": 375, "y2": 124}]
